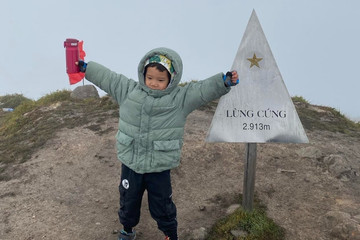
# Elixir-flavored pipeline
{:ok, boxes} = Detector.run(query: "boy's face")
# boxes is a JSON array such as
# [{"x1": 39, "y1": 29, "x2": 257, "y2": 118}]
[{"x1": 145, "y1": 66, "x2": 170, "y2": 90}]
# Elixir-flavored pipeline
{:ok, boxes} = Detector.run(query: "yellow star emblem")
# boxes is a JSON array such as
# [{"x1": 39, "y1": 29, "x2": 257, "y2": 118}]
[{"x1": 247, "y1": 53, "x2": 263, "y2": 68}]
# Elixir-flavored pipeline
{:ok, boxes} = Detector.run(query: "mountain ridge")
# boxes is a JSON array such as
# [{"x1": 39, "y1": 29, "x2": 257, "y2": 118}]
[{"x1": 0, "y1": 92, "x2": 359, "y2": 239}]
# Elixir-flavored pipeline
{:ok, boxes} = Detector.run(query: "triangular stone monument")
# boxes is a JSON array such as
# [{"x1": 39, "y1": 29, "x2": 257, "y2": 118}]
[{"x1": 206, "y1": 10, "x2": 308, "y2": 143}]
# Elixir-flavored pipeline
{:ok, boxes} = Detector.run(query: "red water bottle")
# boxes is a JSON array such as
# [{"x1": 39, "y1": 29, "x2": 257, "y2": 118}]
[{"x1": 64, "y1": 38, "x2": 80, "y2": 73}]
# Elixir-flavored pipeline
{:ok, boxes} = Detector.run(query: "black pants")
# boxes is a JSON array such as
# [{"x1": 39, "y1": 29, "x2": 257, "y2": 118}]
[{"x1": 118, "y1": 164, "x2": 177, "y2": 236}]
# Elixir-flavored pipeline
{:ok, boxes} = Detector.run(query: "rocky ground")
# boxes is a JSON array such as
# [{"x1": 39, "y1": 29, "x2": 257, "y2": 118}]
[{"x1": 0, "y1": 101, "x2": 359, "y2": 240}]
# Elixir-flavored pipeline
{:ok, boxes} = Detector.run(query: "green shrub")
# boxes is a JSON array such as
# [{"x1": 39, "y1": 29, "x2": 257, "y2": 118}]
[
  {"x1": 37, "y1": 90, "x2": 72, "y2": 105},
  {"x1": 0, "y1": 90, "x2": 72, "y2": 135},
  {"x1": 208, "y1": 202, "x2": 285, "y2": 240},
  {"x1": 0, "y1": 94, "x2": 31, "y2": 108},
  {"x1": 292, "y1": 96, "x2": 309, "y2": 105},
  {"x1": 0, "y1": 100, "x2": 36, "y2": 135}
]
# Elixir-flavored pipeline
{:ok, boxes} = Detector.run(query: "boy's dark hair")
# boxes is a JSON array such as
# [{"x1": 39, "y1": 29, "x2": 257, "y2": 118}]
[{"x1": 144, "y1": 62, "x2": 171, "y2": 80}]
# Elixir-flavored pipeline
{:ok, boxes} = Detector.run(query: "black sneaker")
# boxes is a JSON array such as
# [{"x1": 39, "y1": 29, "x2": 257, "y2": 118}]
[
  {"x1": 118, "y1": 229, "x2": 136, "y2": 240},
  {"x1": 165, "y1": 236, "x2": 178, "y2": 240}
]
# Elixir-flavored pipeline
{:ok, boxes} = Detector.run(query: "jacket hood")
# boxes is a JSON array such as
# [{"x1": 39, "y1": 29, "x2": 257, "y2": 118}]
[{"x1": 138, "y1": 47, "x2": 183, "y2": 97}]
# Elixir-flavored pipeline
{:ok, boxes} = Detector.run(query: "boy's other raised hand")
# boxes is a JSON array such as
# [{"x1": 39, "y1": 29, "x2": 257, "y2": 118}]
[{"x1": 76, "y1": 60, "x2": 87, "y2": 73}]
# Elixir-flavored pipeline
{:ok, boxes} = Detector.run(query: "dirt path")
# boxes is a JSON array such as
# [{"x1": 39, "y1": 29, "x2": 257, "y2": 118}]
[{"x1": 1, "y1": 109, "x2": 360, "y2": 239}]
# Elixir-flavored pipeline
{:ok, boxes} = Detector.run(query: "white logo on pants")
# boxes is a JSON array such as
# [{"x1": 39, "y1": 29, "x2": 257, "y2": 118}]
[{"x1": 122, "y1": 179, "x2": 129, "y2": 189}]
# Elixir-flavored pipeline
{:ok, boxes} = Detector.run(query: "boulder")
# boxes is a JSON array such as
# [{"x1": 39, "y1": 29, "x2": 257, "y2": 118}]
[{"x1": 71, "y1": 85, "x2": 99, "y2": 99}]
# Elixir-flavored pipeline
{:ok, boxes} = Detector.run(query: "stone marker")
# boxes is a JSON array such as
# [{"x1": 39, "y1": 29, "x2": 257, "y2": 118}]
[{"x1": 206, "y1": 10, "x2": 308, "y2": 143}]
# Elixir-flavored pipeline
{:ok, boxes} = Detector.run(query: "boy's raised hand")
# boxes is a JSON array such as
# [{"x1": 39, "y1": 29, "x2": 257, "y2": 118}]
[
  {"x1": 230, "y1": 71, "x2": 239, "y2": 85},
  {"x1": 223, "y1": 71, "x2": 239, "y2": 87}
]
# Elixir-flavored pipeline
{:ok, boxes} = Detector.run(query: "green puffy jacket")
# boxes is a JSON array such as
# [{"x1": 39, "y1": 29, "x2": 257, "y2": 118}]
[{"x1": 85, "y1": 47, "x2": 230, "y2": 173}]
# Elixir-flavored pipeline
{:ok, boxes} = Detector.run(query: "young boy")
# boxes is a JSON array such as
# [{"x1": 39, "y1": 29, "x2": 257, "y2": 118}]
[{"x1": 79, "y1": 47, "x2": 238, "y2": 240}]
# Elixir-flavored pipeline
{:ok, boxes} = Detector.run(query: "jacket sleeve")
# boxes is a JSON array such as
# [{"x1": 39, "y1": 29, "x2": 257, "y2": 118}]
[
  {"x1": 85, "y1": 61, "x2": 137, "y2": 104},
  {"x1": 182, "y1": 72, "x2": 230, "y2": 115}
]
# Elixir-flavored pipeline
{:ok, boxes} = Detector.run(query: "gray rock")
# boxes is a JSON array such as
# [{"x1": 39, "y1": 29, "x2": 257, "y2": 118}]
[
  {"x1": 323, "y1": 211, "x2": 351, "y2": 228},
  {"x1": 226, "y1": 204, "x2": 240, "y2": 215},
  {"x1": 295, "y1": 146, "x2": 323, "y2": 159},
  {"x1": 71, "y1": 85, "x2": 99, "y2": 99},
  {"x1": 198, "y1": 205, "x2": 206, "y2": 211},
  {"x1": 324, "y1": 154, "x2": 353, "y2": 180},
  {"x1": 231, "y1": 229, "x2": 248, "y2": 238},
  {"x1": 192, "y1": 227, "x2": 207, "y2": 240}
]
